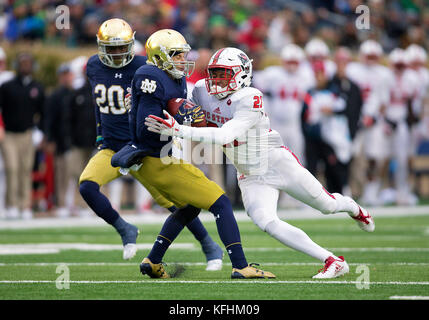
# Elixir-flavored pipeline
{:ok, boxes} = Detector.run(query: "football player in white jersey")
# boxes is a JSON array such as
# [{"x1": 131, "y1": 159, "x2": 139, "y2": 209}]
[
  {"x1": 301, "y1": 38, "x2": 337, "y2": 81},
  {"x1": 405, "y1": 44, "x2": 429, "y2": 166},
  {"x1": 383, "y1": 48, "x2": 420, "y2": 205},
  {"x1": 405, "y1": 44, "x2": 429, "y2": 117},
  {"x1": 253, "y1": 43, "x2": 312, "y2": 164},
  {"x1": 346, "y1": 40, "x2": 390, "y2": 206},
  {"x1": 145, "y1": 47, "x2": 375, "y2": 279}
]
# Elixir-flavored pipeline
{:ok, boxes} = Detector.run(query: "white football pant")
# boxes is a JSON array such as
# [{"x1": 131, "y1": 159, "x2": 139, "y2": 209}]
[{"x1": 239, "y1": 147, "x2": 360, "y2": 262}]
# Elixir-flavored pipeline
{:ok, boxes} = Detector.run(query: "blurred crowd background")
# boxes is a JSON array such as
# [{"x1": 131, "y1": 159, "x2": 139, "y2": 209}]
[{"x1": 0, "y1": 0, "x2": 429, "y2": 219}]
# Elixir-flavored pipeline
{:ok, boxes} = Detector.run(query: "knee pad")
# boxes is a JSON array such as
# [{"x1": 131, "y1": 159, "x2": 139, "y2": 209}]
[
  {"x1": 248, "y1": 207, "x2": 277, "y2": 232},
  {"x1": 79, "y1": 180, "x2": 100, "y2": 200},
  {"x1": 264, "y1": 218, "x2": 282, "y2": 235},
  {"x1": 172, "y1": 205, "x2": 201, "y2": 226}
]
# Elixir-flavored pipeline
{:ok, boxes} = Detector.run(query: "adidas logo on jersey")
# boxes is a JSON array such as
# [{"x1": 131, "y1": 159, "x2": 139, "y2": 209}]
[{"x1": 213, "y1": 107, "x2": 221, "y2": 114}]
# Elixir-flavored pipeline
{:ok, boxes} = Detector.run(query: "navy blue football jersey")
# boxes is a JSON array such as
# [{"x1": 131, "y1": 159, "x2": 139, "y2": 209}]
[
  {"x1": 130, "y1": 64, "x2": 188, "y2": 157},
  {"x1": 86, "y1": 54, "x2": 147, "y2": 152}
]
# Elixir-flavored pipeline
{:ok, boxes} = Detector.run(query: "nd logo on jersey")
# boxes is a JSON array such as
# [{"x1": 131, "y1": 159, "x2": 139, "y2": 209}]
[{"x1": 141, "y1": 79, "x2": 157, "y2": 93}]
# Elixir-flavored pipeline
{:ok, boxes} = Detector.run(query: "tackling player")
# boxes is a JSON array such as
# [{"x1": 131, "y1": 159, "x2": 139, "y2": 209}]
[
  {"x1": 146, "y1": 47, "x2": 375, "y2": 279},
  {"x1": 79, "y1": 19, "x2": 223, "y2": 269},
  {"x1": 120, "y1": 29, "x2": 274, "y2": 279}
]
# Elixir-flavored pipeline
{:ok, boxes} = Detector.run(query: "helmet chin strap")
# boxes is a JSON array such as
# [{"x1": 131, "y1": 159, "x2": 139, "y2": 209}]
[{"x1": 212, "y1": 85, "x2": 231, "y2": 99}]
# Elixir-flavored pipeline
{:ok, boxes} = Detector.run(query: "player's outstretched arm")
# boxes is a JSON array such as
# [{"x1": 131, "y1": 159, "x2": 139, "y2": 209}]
[{"x1": 145, "y1": 109, "x2": 259, "y2": 145}]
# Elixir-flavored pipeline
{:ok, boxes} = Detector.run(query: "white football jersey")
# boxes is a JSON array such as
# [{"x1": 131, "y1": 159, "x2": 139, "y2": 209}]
[
  {"x1": 346, "y1": 62, "x2": 390, "y2": 117},
  {"x1": 188, "y1": 79, "x2": 284, "y2": 176},
  {"x1": 384, "y1": 68, "x2": 419, "y2": 123},
  {"x1": 253, "y1": 66, "x2": 313, "y2": 126},
  {"x1": 412, "y1": 67, "x2": 429, "y2": 114}
]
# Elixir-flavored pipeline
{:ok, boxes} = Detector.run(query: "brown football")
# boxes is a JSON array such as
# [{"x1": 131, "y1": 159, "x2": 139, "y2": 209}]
[{"x1": 166, "y1": 98, "x2": 207, "y2": 127}]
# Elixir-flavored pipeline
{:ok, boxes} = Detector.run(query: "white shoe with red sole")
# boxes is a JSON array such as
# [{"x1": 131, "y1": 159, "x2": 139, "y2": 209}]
[{"x1": 312, "y1": 256, "x2": 349, "y2": 279}]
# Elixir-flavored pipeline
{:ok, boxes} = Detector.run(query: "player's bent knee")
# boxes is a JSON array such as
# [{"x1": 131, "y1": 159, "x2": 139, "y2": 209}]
[
  {"x1": 79, "y1": 180, "x2": 100, "y2": 201},
  {"x1": 264, "y1": 219, "x2": 282, "y2": 235},
  {"x1": 172, "y1": 205, "x2": 201, "y2": 226},
  {"x1": 248, "y1": 208, "x2": 277, "y2": 232}
]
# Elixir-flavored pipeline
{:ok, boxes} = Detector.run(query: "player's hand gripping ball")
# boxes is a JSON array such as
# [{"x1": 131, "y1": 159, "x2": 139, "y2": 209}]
[{"x1": 167, "y1": 98, "x2": 207, "y2": 127}]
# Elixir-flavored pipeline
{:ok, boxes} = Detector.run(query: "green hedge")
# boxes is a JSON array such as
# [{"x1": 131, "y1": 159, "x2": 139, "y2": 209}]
[{"x1": 1, "y1": 42, "x2": 97, "y2": 90}]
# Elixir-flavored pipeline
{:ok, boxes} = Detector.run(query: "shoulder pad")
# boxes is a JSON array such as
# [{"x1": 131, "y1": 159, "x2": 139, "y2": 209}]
[
  {"x1": 133, "y1": 55, "x2": 148, "y2": 66},
  {"x1": 190, "y1": 79, "x2": 206, "y2": 105},
  {"x1": 86, "y1": 54, "x2": 101, "y2": 79},
  {"x1": 133, "y1": 64, "x2": 165, "y2": 97},
  {"x1": 230, "y1": 87, "x2": 264, "y2": 112}
]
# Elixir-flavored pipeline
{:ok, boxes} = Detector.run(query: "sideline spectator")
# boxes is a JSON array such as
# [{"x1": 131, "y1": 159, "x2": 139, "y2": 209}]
[
  {"x1": 0, "y1": 46, "x2": 14, "y2": 218},
  {"x1": 0, "y1": 52, "x2": 45, "y2": 219},
  {"x1": 328, "y1": 47, "x2": 363, "y2": 195},
  {"x1": 44, "y1": 63, "x2": 74, "y2": 217},
  {"x1": 65, "y1": 72, "x2": 96, "y2": 216},
  {"x1": 301, "y1": 61, "x2": 352, "y2": 194}
]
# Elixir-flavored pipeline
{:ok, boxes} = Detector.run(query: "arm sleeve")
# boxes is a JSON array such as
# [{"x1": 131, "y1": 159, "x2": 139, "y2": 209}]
[
  {"x1": 136, "y1": 93, "x2": 166, "y2": 143},
  {"x1": 86, "y1": 63, "x2": 102, "y2": 138},
  {"x1": 178, "y1": 106, "x2": 261, "y2": 145},
  {"x1": 132, "y1": 72, "x2": 166, "y2": 143}
]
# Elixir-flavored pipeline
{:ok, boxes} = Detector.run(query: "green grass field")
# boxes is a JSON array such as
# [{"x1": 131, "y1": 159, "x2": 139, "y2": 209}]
[{"x1": 1, "y1": 213, "x2": 429, "y2": 301}]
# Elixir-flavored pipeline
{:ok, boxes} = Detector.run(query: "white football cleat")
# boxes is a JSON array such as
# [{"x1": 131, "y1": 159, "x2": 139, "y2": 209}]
[
  {"x1": 206, "y1": 258, "x2": 223, "y2": 271},
  {"x1": 123, "y1": 243, "x2": 137, "y2": 260},
  {"x1": 312, "y1": 256, "x2": 349, "y2": 279},
  {"x1": 351, "y1": 206, "x2": 375, "y2": 232}
]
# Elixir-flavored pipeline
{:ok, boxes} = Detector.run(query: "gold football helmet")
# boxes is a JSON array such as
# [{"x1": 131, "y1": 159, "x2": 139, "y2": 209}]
[
  {"x1": 97, "y1": 18, "x2": 135, "y2": 68},
  {"x1": 145, "y1": 29, "x2": 195, "y2": 79}
]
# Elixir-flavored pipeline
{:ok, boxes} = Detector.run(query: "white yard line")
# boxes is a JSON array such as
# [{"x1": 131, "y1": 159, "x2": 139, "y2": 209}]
[
  {"x1": 1, "y1": 262, "x2": 429, "y2": 267},
  {"x1": 1, "y1": 280, "x2": 429, "y2": 285},
  {"x1": 1, "y1": 205, "x2": 429, "y2": 230},
  {"x1": 0, "y1": 243, "x2": 428, "y2": 255},
  {"x1": 0, "y1": 243, "x2": 195, "y2": 255},
  {"x1": 390, "y1": 296, "x2": 429, "y2": 300}
]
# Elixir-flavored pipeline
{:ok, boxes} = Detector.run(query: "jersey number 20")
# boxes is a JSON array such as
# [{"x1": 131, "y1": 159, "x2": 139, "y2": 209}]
[{"x1": 94, "y1": 84, "x2": 127, "y2": 114}]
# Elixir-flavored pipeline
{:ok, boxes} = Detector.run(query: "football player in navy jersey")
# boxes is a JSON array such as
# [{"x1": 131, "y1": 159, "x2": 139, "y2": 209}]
[
  {"x1": 79, "y1": 19, "x2": 223, "y2": 268},
  {"x1": 120, "y1": 29, "x2": 274, "y2": 279}
]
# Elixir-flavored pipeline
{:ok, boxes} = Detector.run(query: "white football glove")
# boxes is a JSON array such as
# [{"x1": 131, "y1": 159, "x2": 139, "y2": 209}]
[
  {"x1": 124, "y1": 87, "x2": 132, "y2": 111},
  {"x1": 145, "y1": 110, "x2": 183, "y2": 137}
]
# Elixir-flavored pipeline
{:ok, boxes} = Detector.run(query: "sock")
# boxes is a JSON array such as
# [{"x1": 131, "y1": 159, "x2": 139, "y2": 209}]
[
  {"x1": 113, "y1": 216, "x2": 138, "y2": 245},
  {"x1": 167, "y1": 205, "x2": 178, "y2": 213},
  {"x1": 147, "y1": 213, "x2": 185, "y2": 264},
  {"x1": 186, "y1": 217, "x2": 208, "y2": 241},
  {"x1": 79, "y1": 180, "x2": 119, "y2": 225},
  {"x1": 209, "y1": 195, "x2": 247, "y2": 269},
  {"x1": 200, "y1": 234, "x2": 222, "y2": 261}
]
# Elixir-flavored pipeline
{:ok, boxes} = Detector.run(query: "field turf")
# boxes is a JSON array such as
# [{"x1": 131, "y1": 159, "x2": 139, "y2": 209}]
[{"x1": 1, "y1": 213, "x2": 428, "y2": 302}]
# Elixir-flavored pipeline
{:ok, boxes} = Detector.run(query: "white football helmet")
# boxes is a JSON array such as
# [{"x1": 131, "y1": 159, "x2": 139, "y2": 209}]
[
  {"x1": 389, "y1": 48, "x2": 407, "y2": 68},
  {"x1": 305, "y1": 38, "x2": 330, "y2": 59},
  {"x1": 205, "y1": 47, "x2": 253, "y2": 99},
  {"x1": 281, "y1": 43, "x2": 305, "y2": 62},
  {"x1": 405, "y1": 44, "x2": 427, "y2": 66},
  {"x1": 359, "y1": 40, "x2": 383, "y2": 63}
]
